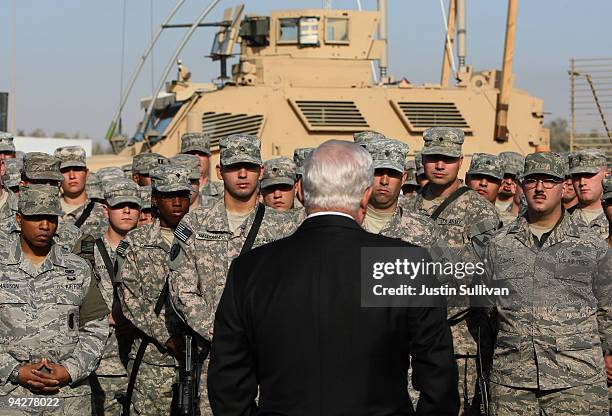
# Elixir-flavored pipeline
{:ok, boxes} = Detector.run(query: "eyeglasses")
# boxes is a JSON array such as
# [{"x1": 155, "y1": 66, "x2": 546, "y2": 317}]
[{"x1": 523, "y1": 178, "x2": 563, "y2": 189}]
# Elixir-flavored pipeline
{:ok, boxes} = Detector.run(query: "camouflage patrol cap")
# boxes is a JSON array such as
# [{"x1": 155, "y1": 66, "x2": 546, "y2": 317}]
[
  {"x1": 2, "y1": 158, "x2": 23, "y2": 188},
  {"x1": 0, "y1": 132, "x2": 15, "y2": 153},
  {"x1": 499, "y1": 151, "x2": 525, "y2": 177},
  {"x1": 85, "y1": 172, "x2": 104, "y2": 201},
  {"x1": 22, "y1": 152, "x2": 64, "y2": 182},
  {"x1": 414, "y1": 151, "x2": 424, "y2": 176},
  {"x1": 170, "y1": 154, "x2": 200, "y2": 180},
  {"x1": 96, "y1": 166, "x2": 125, "y2": 183},
  {"x1": 261, "y1": 157, "x2": 296, "y2": 189},
  {"x1": 366, "y1": 138, "x2": 409, "y2": 173},
  {"x1": 568, "y1": 149, "x2": 608, "y2": 175},
  {"x1": 293, "y1": 147, "x2": 314, "y2": 176},
  {"x1": 54, "y1": 145, "x2": 87, "y2": 169},
  {"x1": 353, "y1": 130, "x2": 386, "y2": 147},
  {"x1": 219, "y1": 134, "x2": 261, "y2": 166},
  {"x1": 404, "y1": 160, "x2": 419, "y2": 186},
  {"x1": 121, "y1": 164, "x2": 132, "y2": 178},
  {"x1": 18, "y1": 184, "x2": 63, "y2": 216},
  {"x1": 422, "y1": 127, "x2": 464, "y2": 158},
  {"x1": 523, "y1": 152, "x2": 565, "y2": 180},
  {"x1": 180, "y1": 132, "x2": 211, "y2": 155},
  {"x1": 139, "y1": 185, "x2": 152, "y2": 210},
  {"x1": 150, "y1": 165, "x2": 192, "y2": 193},
  {"x1": 602, "y1": 177, "x2": 612, "y2": 201},
  {"x1": 467, "y1": 153, "x2": 504, "y2": 180},
  {"x1": 104, "y1": 178, "x2": 142, "y2": 208},
  {"x1": 132, "y1": 152, "x2": 169, "y2": 175}
]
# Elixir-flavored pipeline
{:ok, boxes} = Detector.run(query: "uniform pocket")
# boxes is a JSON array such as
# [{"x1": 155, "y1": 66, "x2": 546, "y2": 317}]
[{"x1": 555, "y1": 333, "x2": 603, "y2": 382}]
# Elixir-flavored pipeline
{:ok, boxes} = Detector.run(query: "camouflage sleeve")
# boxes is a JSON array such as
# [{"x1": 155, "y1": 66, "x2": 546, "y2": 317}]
[
  {"x1": 594, "y1": 247, "x2": 612, "y2": 353},
  {"x1": 466, "y1": 197, "x2": 501, "y2": 262},
  {"x1": 0, "y1": 354, "x2": 20, "y2": 386},
  {"x1": 168, "y1": 223, "x2": 213, "y2": 342},
  {"x1": 59, "y1": 273, "x2": 110, "y2": 385}
]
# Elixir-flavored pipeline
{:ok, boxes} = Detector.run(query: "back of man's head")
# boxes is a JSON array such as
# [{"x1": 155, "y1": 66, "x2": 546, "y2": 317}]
[{"x1": 302, "y1": 140, "x2": 373, "y2": 215}]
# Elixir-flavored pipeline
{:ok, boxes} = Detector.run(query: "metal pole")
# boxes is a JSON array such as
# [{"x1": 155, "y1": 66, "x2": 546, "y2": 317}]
[
  {"x1": 585, "y1": 74, "x2": 612, "y2": 140},
  {"x1": 440, "y1": 0, "x2": 457, "y2": 86},
  {"x1": 106, "y1": 0, "x2": 187, "y2": 141},
  {"x1": 378, "y1": 0, "x2": 388, "y2": 81},
  {"x1": 9, "y1": 0, "x2": 17, "y2": 133},
  {"x1": 138, "y1": 0, "x2": 224, "y2": 137},
  {"x1": 494, "y1": 0, "x2": 518, "y2": 142},
  {"x1": 570, "y1": 59, "x2": 575, "y2": 151},
  {"x1": 456, "y1": 0, "x2": 466, "y2": 72}
]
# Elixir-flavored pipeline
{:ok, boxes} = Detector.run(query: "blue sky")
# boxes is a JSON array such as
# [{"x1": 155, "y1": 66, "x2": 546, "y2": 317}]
[{"x1": 1, "y1": 0, "x2": 610, "y2": 141}]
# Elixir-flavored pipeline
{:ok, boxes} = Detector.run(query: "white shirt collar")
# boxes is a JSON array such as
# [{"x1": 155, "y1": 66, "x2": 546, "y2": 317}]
[{"x1": 306, "y1": 211, "x2": 356, "y2": 221}]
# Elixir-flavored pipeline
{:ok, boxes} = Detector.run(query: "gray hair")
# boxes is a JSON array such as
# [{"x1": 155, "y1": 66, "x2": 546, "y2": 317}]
[{"x1": 303, "y1": 140, "x2": 373, "y2": 213}]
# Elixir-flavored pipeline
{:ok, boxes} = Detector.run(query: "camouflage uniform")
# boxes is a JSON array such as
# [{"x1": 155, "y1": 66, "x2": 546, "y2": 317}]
[
  {"x1": 90, "y1": 179, "x2": 142, "y2": 416},
  {"x1": 0, "y1": 184, "x2": 109, "y2": 415},
  {"x1": 86, "y1": 172, "x2": 104, "y2": 202},
  {"x1": 0, "y1": 132, "x2": 16, "y2": 156},
  {"x1": 55, "y1": 146, "x2": 108, "y2": 239},
  {"x1": 262, "y1": 157, "x2": 296, "y2": 189},
  {"x1": 139, "y1": 186, "x2": 151, "y2": 211},
  {"x1": 9, "y1": 152, "x2": 83, "y2": 252},
  {"x1": 170, "y1": 153, "x2": 204, "y2": 208},
  {"x1": 498, "y1": 151, "x2": 525, "y2": 217},
  {"x1": 568, "y1": 150, "x2": 609, "y2": 240},
  {"x1": 180, "y1": 133, "x2": 223, "y2": 198},
  {"x1": 131, "y1": 153, "x2": 169, "y2": 183},
  {"x1": 168, "y1": 135, "x2": 299, "y2": 415},
  {"x1": 467, "y1": 153, "x2": 516, "y2": 227},
  {"x1": 404, "y1": 127, "x2": 500, "y2": 412},
  {"x1": 480, "y1": 153, "x2": 611, "y2": 416},
  {"x1": 116, "y1": 166, "x2": 192, "y2": 416},
  {"x1": 97, "y1": 167, "x2": 125, "y2": 184},
  {"x1": 292, "y1": 148, "x2": 314, "y2": 209},
  {"x1": 121, "y1": 164, "x2": 132, "y2": 179}
]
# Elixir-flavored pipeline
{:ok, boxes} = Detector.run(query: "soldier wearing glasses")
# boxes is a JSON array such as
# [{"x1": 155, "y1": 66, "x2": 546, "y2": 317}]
[{"x1": 476, "y1": 152, "x2": 611, "y2": 415}]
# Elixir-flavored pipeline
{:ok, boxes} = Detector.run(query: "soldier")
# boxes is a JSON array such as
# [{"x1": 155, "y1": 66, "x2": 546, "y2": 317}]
[
  {"x1": 0, "y1": 160, "x2": 19, "y2": 231},
  {"x1": 497, "y1": 151, "x2": 524, "y2": 217},
  {"x1": 401, "y1": 158, "x2": 420, "y2": 196},
  {"x1": 168, "y1": 134, "x2": 298, "y2": 414},
  {"x1": 3, "y1": 158, "x2": 22, "y2": 194},
  {"x1": 170, "y1": 153, "x2": 204, "y2": 210},
  {"x1": 605, "y1": 177, "x2": 612, "y2": 246},
  {"x1": 97, "y1": 167, "x2": 125, "y2": 183},
  {"x1": 89, "y1": 178, "x2": 142, "y2": 416},
  {"x1": 180, "y1": 132, "x2": 224, "y2": 197},
  {"x1": 404, "y1": 127, "x2": 500, "y2": 413},
  {"x1": 0, "y1": 131, "x2": 17, "y2": 159},
  {"x1": 116, "y1": 165, "x2": 192, "y2": 416},
  {"x1": 476, "y1": 152, "x2": 611, "y2": 415},
  {"x1": 54, "y1": 146, "x2": 108, "y2": 239},
  {"x1": 131, "y1": 153, "x2": 169, "y2": 186},
  {"x1": 414, "y1": 151, "x2": 428, "y2": 188},
  {"x1": 138, "y1": 186, "x2": 153, "y2": 227},
  {"x1": 561, "y1": 152, "x2": 579, "y2": 211},
  {"x1": 0, "y1": 184, "x2": 108, "y2": 415},
  {"x1": 121, "y1": 164, "x2": 132, "y2": 179},
  {"x1": 466, "y1": 153, "x2": 516, "y2": 226},
  {"x1": 568, "y1": 149, "x2": 610, "y2": 239},
  {"x1": 292, "y1": 147, "x2": 314, "y2": 209},
  {"x1": 6, "y1": 152, "x2": 83, "y2": 251},
  {"x1": 260, "y1": 157, "x2": 296, "y2": 212},
  {"x1": 362, "y1": 138, "x2": 437, "y2": 248}
]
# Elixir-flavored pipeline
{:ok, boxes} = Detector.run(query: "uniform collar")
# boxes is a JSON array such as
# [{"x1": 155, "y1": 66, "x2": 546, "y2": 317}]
[{"x1": 508, "y1": 210, "x2": 579, "y2": 248}]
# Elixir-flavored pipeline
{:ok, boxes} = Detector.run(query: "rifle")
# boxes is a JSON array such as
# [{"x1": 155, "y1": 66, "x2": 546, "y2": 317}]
[
  {"x1": 175, "y1": 333, "x2": 211, "y2": 415},
  {"x1": 476, "y1": 327, "x2": 490, "y2": 416}
]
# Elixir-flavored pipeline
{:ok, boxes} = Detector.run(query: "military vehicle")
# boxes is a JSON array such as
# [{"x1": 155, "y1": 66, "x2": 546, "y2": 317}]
[{"x1": 91, "y1": 0, "x2": 548, "y2": 170}]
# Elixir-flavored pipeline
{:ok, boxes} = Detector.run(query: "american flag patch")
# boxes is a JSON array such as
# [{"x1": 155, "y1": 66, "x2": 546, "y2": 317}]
[
  {"x1": 116, "y1": 240, "x2": 129, "y2": 257},
  {"x1": 174, "y1": 223, "x2": 193, "y2": 243}
]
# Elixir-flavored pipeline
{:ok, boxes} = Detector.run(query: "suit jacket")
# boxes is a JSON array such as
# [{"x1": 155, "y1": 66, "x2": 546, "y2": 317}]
[{"x1": 208, "y1": 214, "x2": 459, "y2": 416}]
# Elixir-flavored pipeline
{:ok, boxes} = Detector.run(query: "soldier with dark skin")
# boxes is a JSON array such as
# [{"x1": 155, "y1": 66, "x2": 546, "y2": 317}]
[{"x1": 116, "y1": 165, "x2": 192, "y2": 416}]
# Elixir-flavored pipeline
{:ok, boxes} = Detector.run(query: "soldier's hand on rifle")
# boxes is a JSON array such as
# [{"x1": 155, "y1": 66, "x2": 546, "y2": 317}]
[
  {"x1": 165, "y1": 336, "x2": 186, "y2": 360},
  {"x1": 604, "y1": 353, "x2": 612, "y2": 383}
]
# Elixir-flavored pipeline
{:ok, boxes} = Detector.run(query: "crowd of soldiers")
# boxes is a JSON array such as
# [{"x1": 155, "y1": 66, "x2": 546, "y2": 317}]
[{"x1": 0, "y1": 126, "x2": 609, "y2": 416}]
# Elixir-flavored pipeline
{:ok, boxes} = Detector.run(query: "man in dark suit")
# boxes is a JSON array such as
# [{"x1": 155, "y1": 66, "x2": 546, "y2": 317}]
[{"x1": 208, "y1": 140, "x2": 459, "y2": 415}]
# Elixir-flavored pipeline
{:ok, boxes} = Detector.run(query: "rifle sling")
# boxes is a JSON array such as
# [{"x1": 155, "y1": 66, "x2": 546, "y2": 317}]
[
  {"x1": 430, "y1": 186, "x2": 470, "y2": 221},
  {"x1": 240, "y1": 204, "x2": 265, "y2": 255},
  {"x1": 122, "y1": 338, "x2": 150, "y2": 416},
  {"x1": 75, "y1": 200, "x2": 96, "y2": 229}
]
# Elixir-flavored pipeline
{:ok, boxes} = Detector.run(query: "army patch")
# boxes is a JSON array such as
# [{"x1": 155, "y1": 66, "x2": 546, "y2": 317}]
[
  {"x1": 196, "y1": 232, "x2": 230, "y2": 241},
  {"x1": 65, "y1": 269, "x2": 76, "y2": 281},
  {"x1": 116, "y1": 240, "x2": 129, "y2": 258},
  {"x1": 174, "y1": 223, "x2": 193, "y2": 243}
]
